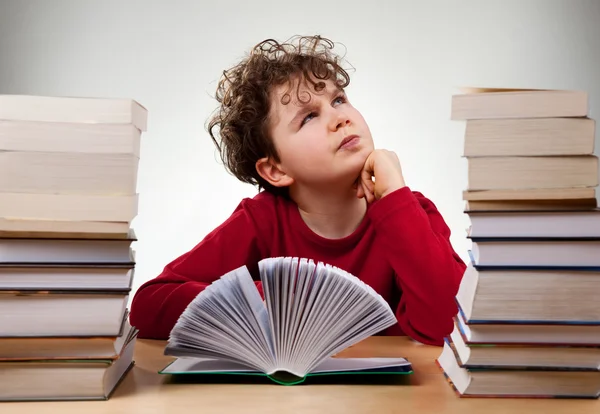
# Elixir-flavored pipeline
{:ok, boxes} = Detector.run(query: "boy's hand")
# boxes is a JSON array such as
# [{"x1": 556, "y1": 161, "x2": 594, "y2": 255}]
[{"x1": 356, "y1": 149, "x2": 406, "y2": 203}]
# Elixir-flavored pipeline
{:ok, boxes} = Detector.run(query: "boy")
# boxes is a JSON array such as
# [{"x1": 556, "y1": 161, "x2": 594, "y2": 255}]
[{"x1": 130, "y1": 35, "x2": 466, "y2": 346}]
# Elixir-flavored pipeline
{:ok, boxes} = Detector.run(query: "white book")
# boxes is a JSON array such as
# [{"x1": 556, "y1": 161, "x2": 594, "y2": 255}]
[
  {"x1": 0, "y1": 319, "x2": 136, "y2": 360},
  {"x1": 437, "y1": 340, "x2": 600, "y2": 398},
  {"x1": 0, "y1": 264, "x2": 134, "y2": 291},
  {"x1": 0, "y1": 291, "x2": 129, "y2": 337},
  {"x1": 0, "y1": 235, "x2": 135, "y2": 264},
  {"x1": 463, "y1": 117, "x2": 596, "y2": 157},
  {"x1": 161, "y1": 257, "x2": 412, "y2": 385},
  {"x1": 0, "y1": 151, "x2": 139, "y2": 195},
  {"x1": 0, "y1": 218, "x2": 131, "y2": 238},
  {"x1": 0, "y1": 333, "x2": 137, "y2": 401},
  {"x1": 449, "y1": 319, "x2": 600, "y2": 369},
  {"x1": 453, "y1": 311, "x2": 600, "y2": 345},
  {"x1": 451, "y1": 88, "x2": 588, "y2": 120},
  {"x1": 468, "y1": 209, "x2": 600, "y2": 238},
  {"x1": 470, "y1": 238, "x2": 600, "y2": 268},
  {"x1": 0, "y1": 95, "x2": 147, "y2": 131},
  {"x1": 0, "y1": 120, "x2": 141, "y2": 156},
  {"x1": 0, "y1": 192, "x2": 138, "y2": 222},
  {"x1": 456, "y1": 262, "x2": 600, "y2": 323}
]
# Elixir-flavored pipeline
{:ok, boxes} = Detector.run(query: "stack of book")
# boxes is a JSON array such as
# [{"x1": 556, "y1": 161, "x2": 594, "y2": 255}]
[
  {"x1": 437, "y1": 87, "x2": 600, "y2": 398},
  {"x1": 0, "y1": 95, "x2": 146, "y2": 401}
]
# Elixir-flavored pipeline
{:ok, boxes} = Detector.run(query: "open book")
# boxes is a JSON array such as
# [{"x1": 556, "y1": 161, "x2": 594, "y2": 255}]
[{"x1": 160, "y1": 257, "x2": 412, "y2": 385}]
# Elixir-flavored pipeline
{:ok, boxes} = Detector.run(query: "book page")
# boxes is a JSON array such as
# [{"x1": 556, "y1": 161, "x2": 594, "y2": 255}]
[
  {"x1": 259, "y1": 258, "x2": 398, "y2": 377},
  {"x1": 284, "y1": 258, "x2": 314, "y2": 360},
  {"x1": 284, "y1": 261, "x2": 329, "y2": 368},
  {"x1": 311, "y1": 357, "x2": 411, "y2": 373},
  {"x1": 303, "y1": 272, "x2": 398, "y2": 369},
  {"x1": 259, "y1": 257, "x2": 281, "y2": 365},
  {"x1": 164, "y1": 265, "x2": 274, "y2": 372},
  {"x1": 281, "y1": 257, "x2": 297, "y2": 364},
  {"x1": 161, "y1": 357, "x2": 260, "y2": 374}
]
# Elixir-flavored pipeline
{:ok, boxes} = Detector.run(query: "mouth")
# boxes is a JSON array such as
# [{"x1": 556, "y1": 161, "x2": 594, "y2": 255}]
[{"x1": 338, "y1": 134, "x2": 360, "y2": 150}]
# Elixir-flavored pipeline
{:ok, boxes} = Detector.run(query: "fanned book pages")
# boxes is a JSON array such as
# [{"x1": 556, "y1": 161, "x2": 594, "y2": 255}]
[{"x1": 161, "y1": 257, "x2": 412, "y2": 385}]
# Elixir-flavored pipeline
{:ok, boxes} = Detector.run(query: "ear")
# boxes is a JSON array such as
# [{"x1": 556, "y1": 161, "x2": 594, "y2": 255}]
[{"x1": 255, "y1": 157, "x2": 294, "y2": 188}]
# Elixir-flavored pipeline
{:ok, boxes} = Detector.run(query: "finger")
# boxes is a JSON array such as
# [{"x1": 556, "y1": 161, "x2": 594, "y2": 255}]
[
  {"x1": 357, "y1": 182, "x2": 364, "y2": 199},
  {"x1": 363, "y1": 183, "x2": 374, "y2": 204},
  {"x1": 361, "y1": 154, "x2": 374, "y2": 183},
  {"x1": 361, "y1": 175, "x2": 374, "y2": 196},
  {"x1": 361, "y1": 168, "x2": 374, "y2": 192},
  {"x1": 361, "y1": 153, "x2": 376, "y2": 202},
  {"x1": 367, "y1": 188, "x2": 375, "y2": 204}
]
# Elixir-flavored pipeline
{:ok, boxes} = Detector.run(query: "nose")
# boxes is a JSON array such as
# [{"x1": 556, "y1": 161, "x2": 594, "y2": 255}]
[{"x1": 329, "y1": 109, "x2": 350, "y2": 131}]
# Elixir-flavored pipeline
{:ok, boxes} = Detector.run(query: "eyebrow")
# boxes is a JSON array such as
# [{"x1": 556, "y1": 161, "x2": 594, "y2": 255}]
[{"x1": 288, "y1": 88, "x2": 344, "y2": 127}]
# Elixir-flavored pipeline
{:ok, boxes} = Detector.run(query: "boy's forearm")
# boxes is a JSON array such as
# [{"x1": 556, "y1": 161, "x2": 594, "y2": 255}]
[
  {"x1": 130, "y1": 274, "x2": 265, "y2": 339},
  {"x1": 369, "y1": 187, "x2": 466, "y2": 346},
  {"x1": 129, "y1": 277, "x2": 206, "y2": 339}
]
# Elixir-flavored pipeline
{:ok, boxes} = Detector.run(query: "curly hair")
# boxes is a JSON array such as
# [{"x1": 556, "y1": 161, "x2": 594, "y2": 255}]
[{"x1": 207, "y1": 35, "x2": 352, "y2": 196}]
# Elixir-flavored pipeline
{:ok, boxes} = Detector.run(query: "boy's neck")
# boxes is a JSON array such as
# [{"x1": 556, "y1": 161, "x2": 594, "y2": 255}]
[{"x1": 292, "y1": 183, "x2": 367, "y2": 240}]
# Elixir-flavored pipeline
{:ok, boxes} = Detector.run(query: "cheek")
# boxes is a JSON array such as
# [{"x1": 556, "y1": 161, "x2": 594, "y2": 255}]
[
  {"x1": 295, "y1": 127, "x2": 325, "y2": 149},
  {"x1": 353, "y1": 111, "x2": 370, "y2": 130},
  {"x1": 276, "y1": 132, "x2": 319, "y2": 167}
]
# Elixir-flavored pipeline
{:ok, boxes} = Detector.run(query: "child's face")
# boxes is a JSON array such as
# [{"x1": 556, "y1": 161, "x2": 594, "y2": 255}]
[{"x1": 267, "y1": 77, "x2": 374, "y2": 190}]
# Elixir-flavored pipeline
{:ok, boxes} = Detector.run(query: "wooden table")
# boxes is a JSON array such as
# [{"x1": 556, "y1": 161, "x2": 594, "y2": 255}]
[{"x1": 3, "y1": 337, "x2": 600, "y2": 413}]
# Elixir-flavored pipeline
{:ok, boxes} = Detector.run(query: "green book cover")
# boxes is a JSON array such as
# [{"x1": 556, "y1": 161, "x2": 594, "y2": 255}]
[{"x1": 159, "y1": 356, "x2": 413, "y2": 385}]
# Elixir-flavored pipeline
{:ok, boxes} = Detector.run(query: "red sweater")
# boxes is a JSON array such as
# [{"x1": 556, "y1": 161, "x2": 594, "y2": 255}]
[{"x1": 129, "y1": 186, "x2": 466, "y2": 346}]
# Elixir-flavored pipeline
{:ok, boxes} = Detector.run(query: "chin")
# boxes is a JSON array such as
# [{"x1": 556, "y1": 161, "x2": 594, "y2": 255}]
[
  {"x1": 352, "y1": 145, "x2": 372, "y2": 165},
  {"x1": 330, "y1": 145, "x2": 372, "y2": 179},
  {"x1": 342, "y1": 157, "x2": 369, "y2": 180}
]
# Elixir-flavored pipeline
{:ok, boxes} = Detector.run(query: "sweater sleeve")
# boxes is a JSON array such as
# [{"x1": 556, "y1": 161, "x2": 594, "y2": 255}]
[
  {"x1": 129, "y1": 201, "x2": 265, "y2": 339},
  {"x1": 367, "y1": 186, "x2": 466, "y2": 346}
]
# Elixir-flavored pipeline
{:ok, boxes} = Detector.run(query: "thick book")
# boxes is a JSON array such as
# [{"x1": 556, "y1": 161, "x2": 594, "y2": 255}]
[
  {"x1": 160, "y1": 256, "x2": 413, "y2": 385},
  {"x1": 0, "y1": 291, "x2": 129, "y2": 337},
  {"x1": 455, "y1": 262, "x2": 600, "y2": 324},
  {"x1": 0, "y1": 232, "x2": 137, "y2": 264},
  {"x1": 0, "y1": 218, "x2": 131, "y2": 238},
  {"x1": 0, "y1": 150, "x2": 139, "y2": 196},
  {"x1": 467, "y1": 209, "x2": 600, "y2": 238},
  {"x1": 450, "y1": 88, "x2": 588, "y2": 120},
  {"x1": 466, "y1": 155, "x2": 598, "y2": 191},
  {"x1": 0, "y1": 95, "x2": 147, "y2": 131},
  {"x1": 0, "y1": 119, "x2": 141, "y2": 156},
  {"x1": 463, "y1": 117, "x2": 595, "y2": 157},
  {"x1": 465, "y1": 198, "x2": 598, "y2": 212},
  {"x1": 450, "y1": 316, "x2": 600, "y2": 369},
  {"x1": 469, "y1": 237, "x2": 600, "y2": 268},
  {"x1": 462, "y1": 187, "x2": 596, "y2": 202},
  {"x1": 437, "y1": 338, "x2": 600, "y2": 398},
  {"x1": 0, "y1": 192, "x2": 138, "y2": 223},
  {"x1": 0, "y1": 319, "x2": 136, "y2": 360},
  {"x1": 0, "y1": 331, "x2": 137, "y2": 401},
  {"x1": 0, "y1": 263, "x2": 134, "y2": 291},
  {"x1": 453, "y1": 310, "x2": 600, "y2": 345}
]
